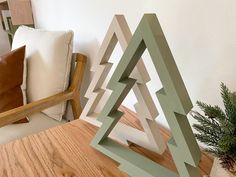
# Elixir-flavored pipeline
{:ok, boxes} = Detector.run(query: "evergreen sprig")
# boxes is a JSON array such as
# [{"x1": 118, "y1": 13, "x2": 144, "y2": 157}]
[{"x1": 192, "y1": 83, "x2": 236, "y2": 173}]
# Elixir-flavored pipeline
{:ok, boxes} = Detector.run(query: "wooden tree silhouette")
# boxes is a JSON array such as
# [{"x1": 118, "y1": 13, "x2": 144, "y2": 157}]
[
  {"x1": 80, "y1": 15, "x2": 166, "y2": 154},
  {"x1": 91, "y1": 14, "x2": 201, "y2": 177}
]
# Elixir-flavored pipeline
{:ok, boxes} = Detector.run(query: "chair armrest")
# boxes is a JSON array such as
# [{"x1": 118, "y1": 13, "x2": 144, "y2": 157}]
[
  {"x1": 0, "y1": 91, "x2": 72, "y2": 127},
  {"x1": 69, "y1": 53, "x2": 87, "y2": 93},
  {"x1": 0, "y1": 53, "x2": 87, "y2": 128}
]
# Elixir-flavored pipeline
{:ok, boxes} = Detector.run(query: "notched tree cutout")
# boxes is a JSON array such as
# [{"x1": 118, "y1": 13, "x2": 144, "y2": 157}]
[
  {"x1": 81, "y1": 15, "x2": 166, "y2": 154},
  {"x1": 91, "y1": 14, "x2": 201, "y2": 177}
]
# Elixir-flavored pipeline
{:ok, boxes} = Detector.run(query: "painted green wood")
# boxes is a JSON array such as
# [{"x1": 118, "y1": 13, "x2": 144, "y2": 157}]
[{"x1": 91, "y1": 14, "x2": 201, "y2": 177}]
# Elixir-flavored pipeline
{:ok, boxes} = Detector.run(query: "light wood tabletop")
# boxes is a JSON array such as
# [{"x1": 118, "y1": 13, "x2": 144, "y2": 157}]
[{"x1": 0, "y1": 106, "x2": 213, "y2": 177}]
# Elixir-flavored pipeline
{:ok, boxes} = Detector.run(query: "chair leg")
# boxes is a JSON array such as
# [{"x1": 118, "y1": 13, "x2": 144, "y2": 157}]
[{"x1": 70, "y1": 94, "x2": 82, "y2": 120}]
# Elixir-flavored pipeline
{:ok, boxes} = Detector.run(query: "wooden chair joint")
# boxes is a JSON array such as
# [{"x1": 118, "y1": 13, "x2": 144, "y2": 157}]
[{"x1": 0, "y1": 53, "x2": 87, "y2": 127}]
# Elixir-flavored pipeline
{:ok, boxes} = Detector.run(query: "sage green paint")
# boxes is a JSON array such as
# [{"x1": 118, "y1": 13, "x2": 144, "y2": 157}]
[{"x1": 91, "y1": 14, "x2": 201, "y2": 177}]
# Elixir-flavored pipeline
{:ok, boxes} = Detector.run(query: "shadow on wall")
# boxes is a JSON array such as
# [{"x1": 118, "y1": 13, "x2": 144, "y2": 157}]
[
  {"x1": 74, "y1": 38, "x2": 100, "y2": 108},
  {"x1": 0, "y1": 22, "x2": 10, "y2": 55}
]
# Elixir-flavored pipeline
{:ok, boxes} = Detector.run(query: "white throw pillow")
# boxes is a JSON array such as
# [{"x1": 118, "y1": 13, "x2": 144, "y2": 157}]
[{"x1": 12, "y1": 26, "x2": 73, "y2": 121}]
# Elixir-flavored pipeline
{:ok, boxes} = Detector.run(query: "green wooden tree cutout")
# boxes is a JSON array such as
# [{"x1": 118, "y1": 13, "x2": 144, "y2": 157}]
[
  {"x1": 80, "y1": 15, "x2": 166, "y2": 154},
  {"x1": 91, "y1": 14, "x2": 201, "y2": 177}
]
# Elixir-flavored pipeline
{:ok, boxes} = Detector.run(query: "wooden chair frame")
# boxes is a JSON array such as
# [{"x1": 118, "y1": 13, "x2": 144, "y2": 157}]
[{"x1": 0, "y1": 53, "x2": 87, "y2": 128}]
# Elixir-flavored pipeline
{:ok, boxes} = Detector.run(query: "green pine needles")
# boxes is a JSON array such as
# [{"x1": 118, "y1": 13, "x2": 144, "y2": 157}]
[{"x1": 192, "y1": 83, "x2": 236, "y2": 174}]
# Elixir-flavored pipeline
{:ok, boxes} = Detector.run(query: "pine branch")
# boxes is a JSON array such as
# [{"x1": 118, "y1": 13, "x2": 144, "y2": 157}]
[
  {"x1": 191, "y1": 111, "x2": 222, "y2": 135},
  {"x1": 195, "y1": 133, "x2": 218, "y2": 147},
  {"x1": 221, "y1": 83, "x2": 236, "y2": 126},
  {"x1": 192, "y1": 83, "x2": 236, "y2": 166},
  {"x1": 219, "y1": 134, "x2": 236, "y2": 152},
  {"x1": 197, "y1": 101, "x2": 234, "y2": 135},
  {"x1": 196, "y1": 101, "x2": 232, "y2": 132},
  {"x1": 196, "y1": 101, "x2": 225, "y2": 120},
  {"x1": 193, "y1": 124, "x2": 220, "y2": 139},
  {"x1": 205, "y1": 147, "x2": 225, "y2": 157}
]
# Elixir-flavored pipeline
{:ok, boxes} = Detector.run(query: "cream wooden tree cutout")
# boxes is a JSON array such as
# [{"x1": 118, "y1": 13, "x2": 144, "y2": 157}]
[
  {"x1": 80, "y1": 15, "x2": 166, "y2": 154},
  {"x1": 91, "y1": 14, "x2": 201, "y2": 177}
]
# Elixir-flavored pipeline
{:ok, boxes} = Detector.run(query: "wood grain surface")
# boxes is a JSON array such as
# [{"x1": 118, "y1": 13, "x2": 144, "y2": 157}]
[
  {"x1": 7, "y1": 0, "x2": 34, "y2": 25},
  {"x1": 0, "y1": 106, "x2": 213, "y2": 177}
]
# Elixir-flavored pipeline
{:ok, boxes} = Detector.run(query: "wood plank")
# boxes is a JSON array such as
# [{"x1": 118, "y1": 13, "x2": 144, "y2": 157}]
[
  {"x1": 7, "y1": 0, "x2": 33, "y2": 25},
  {"x1": 0, "y1": 121, "x2": 129, "y2": 177},
  {"x1": 0, "y1": 0, "x2": 7, "y2": 4},
  {"x1": 0, "y1": 1, "x2": 8, "y2": 21},
  {"x1": 0, "y1": 106, "x2": 213, "y2": 177}
]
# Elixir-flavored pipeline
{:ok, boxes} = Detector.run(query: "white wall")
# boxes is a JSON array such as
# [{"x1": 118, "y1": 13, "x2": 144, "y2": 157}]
[{"x1": 31, "y1": 0, "x2": 236, "y2": 128}]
